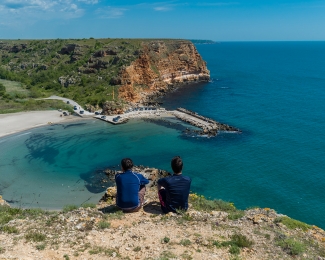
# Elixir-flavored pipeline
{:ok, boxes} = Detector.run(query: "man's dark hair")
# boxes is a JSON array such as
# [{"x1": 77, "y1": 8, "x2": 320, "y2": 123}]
[
  {"x1": 171, "y1": 156, "x2": 183, "y2": 174},
  {"x1": 121, "y1": 158, "x2": 133, "y2": 171}
]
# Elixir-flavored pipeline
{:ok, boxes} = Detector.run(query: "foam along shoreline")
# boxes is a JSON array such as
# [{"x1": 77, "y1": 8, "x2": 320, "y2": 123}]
[{"x1": 0, "y1": 110, "x2": 83, "y2": 138}]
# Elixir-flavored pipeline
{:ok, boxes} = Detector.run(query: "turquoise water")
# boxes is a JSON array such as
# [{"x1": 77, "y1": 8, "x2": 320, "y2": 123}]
[{"x1": 1, "y1": 42, "x2": 325, "y2": 229}]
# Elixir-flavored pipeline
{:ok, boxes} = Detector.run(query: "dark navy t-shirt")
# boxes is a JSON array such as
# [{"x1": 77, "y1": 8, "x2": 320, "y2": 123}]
[
  {"x1": 115, "y1": 170, "x2": 149, "y2": 209},
  {"x1": 157, "y1": 174, "x2": 191, "y2": 212}
]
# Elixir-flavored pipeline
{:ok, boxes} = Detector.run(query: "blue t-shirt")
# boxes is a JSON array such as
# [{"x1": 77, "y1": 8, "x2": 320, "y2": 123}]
[
  {"x1": 157, "y1": 174, "x2": 191, "y2": 212},
  {"x1": 115, "y1": 170, "x2": 149, "y2": 209}
]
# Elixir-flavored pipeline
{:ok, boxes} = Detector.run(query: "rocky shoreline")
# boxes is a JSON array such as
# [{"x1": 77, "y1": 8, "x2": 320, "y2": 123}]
[{"x1": 173, "y1": 108, "x2": 241, "y2": 136}]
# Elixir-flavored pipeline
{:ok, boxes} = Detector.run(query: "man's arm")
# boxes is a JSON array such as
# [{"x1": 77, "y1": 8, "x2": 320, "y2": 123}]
[
  {"x1": 138, "y1": 174, "x2": 149, "y2": 185},
  {"x1": 157, "y1": 178, "x2": 166, "y2": 190}
]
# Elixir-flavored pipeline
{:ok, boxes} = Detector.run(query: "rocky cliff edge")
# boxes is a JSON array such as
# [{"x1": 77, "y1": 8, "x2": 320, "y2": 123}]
[
  {"x1": 118, "y1": 40, "x2": 210, "y2": 104},
  {"x1": 1, "y1": 167, "x2": 325, "y2": 259}
]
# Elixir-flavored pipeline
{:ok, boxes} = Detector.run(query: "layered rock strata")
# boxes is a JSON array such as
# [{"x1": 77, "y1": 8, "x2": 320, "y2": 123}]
[{"x1": 118, "y1": 40, "x2": 210, "y2": 104}]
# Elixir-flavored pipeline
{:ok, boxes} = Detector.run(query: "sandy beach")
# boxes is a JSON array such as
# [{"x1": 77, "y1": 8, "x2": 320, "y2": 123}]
[{"x1": 0, "y1": 110, "x2": 82, "y2": 138}]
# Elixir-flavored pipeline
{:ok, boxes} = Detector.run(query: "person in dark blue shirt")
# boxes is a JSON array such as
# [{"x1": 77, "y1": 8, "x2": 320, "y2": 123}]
[
  {"x1": 115, "y1": 158, "x2": 149, "y2": 213},
  {"x1": 157, "y1": 156, "x2": 191, "y2": 213}
]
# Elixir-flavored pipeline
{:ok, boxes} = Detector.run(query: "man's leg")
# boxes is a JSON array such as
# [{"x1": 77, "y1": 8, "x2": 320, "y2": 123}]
[
  {"x1": 122, "y1": 186, "x2": 146, "y2": 213},
  {"x1": 122, "y1": 205, "x2": 141, "y2": 213},
  {"x1": 138, "y1": 185, "x2": 146, "y2": 206},
  {"x1": 158, "y1": 189, "x2": 169, "y2": 214}
]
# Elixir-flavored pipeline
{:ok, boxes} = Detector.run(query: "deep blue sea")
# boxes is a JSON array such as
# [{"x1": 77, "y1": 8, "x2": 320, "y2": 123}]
[{"x1": 0, "y1": 42, "x2": 324, "y2": 228}]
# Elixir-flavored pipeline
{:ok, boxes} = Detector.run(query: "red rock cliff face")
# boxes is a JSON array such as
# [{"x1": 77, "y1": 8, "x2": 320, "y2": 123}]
[{"x1": 118, "y1": 40, "x2": 210, "y2": 103}]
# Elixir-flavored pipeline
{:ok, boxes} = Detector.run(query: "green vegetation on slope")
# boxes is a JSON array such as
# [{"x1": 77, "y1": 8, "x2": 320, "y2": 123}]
[
  {"x1": 0, "y1": 38, "x2": 150, "y2": 110},
  {"x1": 0, "y1": 78, "x2": 75, "y2": 113}
]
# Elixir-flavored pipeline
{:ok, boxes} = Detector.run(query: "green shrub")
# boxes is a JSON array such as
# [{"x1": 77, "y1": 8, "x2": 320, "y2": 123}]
[
  {"x1": 36, "y1": 243, "x2": 46, "y2": 250},
  {"x1": 189, "y1": 194, "x2": 238, "y2": 213},
  {"x1": 276, "y1": 237, "x2": 306, "y2": 255},
  {"x1": 0, "y1": 206, "x2": 49, "y2": 225},
  {"x1": 81, "y1": 203, "x2": 96, "y2": 209},
  {"x1": 88, "y1": 246, "x2": 119, "y2": 256},
  {"x1": 212, "y1": 240, "x2": 222, "y2": 248},
  {"x1": 0, "y1": 226, "x2": 19, "y2": 234},
  {"x1": 213, "y1": 233, "x2": 254, "y2": 255},
  {"x1": 162, "y1": 237, "x2": 170, "y2": 243},
  {"x1": 159, "y1": 251, "x2": 177, "y2": 260},
  {"x1": 229, "y1": 245, "x2": 240, "y2": 255},
  {"x1": 63, "y1": 205, "x2": 78, "y2": 213},
  {"x1": 0, "y1": 83, "x2": 6, "y2": 92},
  {"x1": 106, "y1": 210, "x2": 124, "y2": 220},
  {"x1": 176, "y1": 209, "x2": 193, "y2": 222},
  {"x1": 0, "y1": 83, "x2": 5, "y2": 96},
  {"x1": 228, "y1": 211, "x2": 245, "y2": 220},
  {"x1": 274, "y1": 216, "x2": 310, "y2": 231},
  {"x1": 97, "y1": 221, "x2": 111, "y2": 229},
  {"x1": 0, "y1": 206, "x2": 22, "y2": 225},
  {"x1": 24, "y1": 208, "x2": 45, "y2": 217},
  {"x1": 25, "y1": 232, "x2": 46, "y2": 242},
  {"x1": 230, "y1": 234, "x2": 254, "y2": 248},
  {"x1": 0, "y1": 215, "x2": 13, "y2": 225},
  {"x1": 179, "y1": 239, "x2": 191, "y2": 246}
]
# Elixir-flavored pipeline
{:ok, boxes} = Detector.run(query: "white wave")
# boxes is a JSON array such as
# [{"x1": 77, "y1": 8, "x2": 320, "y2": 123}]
[
  {"x1": 15, "y1": 132, "x2": 31, "y2": 137},
  {"x1": 218, "y1": 130, "x2": 238, "y2": 134}
]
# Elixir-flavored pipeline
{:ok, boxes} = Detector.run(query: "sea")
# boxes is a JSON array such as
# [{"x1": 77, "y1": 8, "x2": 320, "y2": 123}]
[{"x1": 0, "y1": 42, "x2": 324, "y2": 229}]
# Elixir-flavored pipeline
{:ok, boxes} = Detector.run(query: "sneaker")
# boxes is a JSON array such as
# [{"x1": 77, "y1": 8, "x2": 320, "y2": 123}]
[{"x1": 142, "y1": 199, "x2": 149, "y2": 206}]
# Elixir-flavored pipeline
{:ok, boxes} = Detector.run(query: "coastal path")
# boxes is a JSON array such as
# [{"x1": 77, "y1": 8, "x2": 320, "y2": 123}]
[{"x1": 43, "y1": 96, "x2": 95, "y2": 117}]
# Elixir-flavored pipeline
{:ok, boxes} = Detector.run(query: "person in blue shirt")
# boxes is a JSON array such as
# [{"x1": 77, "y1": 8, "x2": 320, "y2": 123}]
[
  {"x1": 115, "y1": 158, "x2": 149, "y2": 213},
  {"x1": 157, "y1": 156, "x2": 191, "y2": 213}
]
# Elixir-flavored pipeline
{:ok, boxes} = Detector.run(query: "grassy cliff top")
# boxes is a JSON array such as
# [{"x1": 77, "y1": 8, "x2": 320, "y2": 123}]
[{"x1": 1, "y1": 187, "x2": 325, "y2": 259}]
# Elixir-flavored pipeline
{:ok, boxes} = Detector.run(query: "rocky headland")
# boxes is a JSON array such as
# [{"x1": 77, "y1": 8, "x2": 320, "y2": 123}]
[
  {"x1": 117, "y1": 40, "x2": 210, "y2": 106},
  {"x1": 0, "y1": 167, "x2": 325, "y2": 259},
  {"x1": 0, "y1": 39, "x2": 209, "y2": 115}
]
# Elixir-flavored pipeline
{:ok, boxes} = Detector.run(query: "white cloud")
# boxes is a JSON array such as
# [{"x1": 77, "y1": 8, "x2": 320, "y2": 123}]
[
  {"x1": 197, "y1": 2, "x2": 240, "y2": 7},
  {"x1": 96, "y1": 6, "x2": 127, "y2": 19},
  {"x1": 0, "y1": 0, "x2": 85, "y2": 29},
  {"x1": 154, "y1": 6, "x2": 172, "y2": 11},
  {"x1": 1, "y1": 0, "x2": 57, "y2": 10},
  {"x1": 77, "y1": 0, "x2": 98, "y2": 4}
]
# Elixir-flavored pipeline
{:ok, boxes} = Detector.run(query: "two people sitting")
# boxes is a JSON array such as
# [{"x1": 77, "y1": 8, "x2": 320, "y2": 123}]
[{"x1": 115, "y1": 156, "x2": 191, "y2": 213}]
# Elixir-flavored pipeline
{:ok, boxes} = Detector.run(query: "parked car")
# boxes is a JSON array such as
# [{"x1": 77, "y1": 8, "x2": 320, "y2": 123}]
[
  {"x1": 66, "y1": 100, "x2": 70, "y2": 104},
  {"x1": 95, "y1": 111, "x2": 100, "y2": 115},
  {"x1": 101, "y1": 115, "x2": 106, "y2": 119},
  {"x1": 113, "y1": 116, "x2": 121, "y2": 122},
  {"x1": 73, "y1": 106, "x2": 77, "y2": 110},
  {"x1": 80, "y1": 110, "x2": 84, "y2": 114}
]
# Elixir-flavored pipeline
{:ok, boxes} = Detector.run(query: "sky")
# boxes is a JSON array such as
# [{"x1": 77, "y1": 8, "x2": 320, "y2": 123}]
[{"x1": 0, "y1": 0, "x2": 325, "y2": 41}]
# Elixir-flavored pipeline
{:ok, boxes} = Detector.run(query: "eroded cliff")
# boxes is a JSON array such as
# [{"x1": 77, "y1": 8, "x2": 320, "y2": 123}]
[{"x1": 118, "y1": 40, "x2": 210, "y2": 104}]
